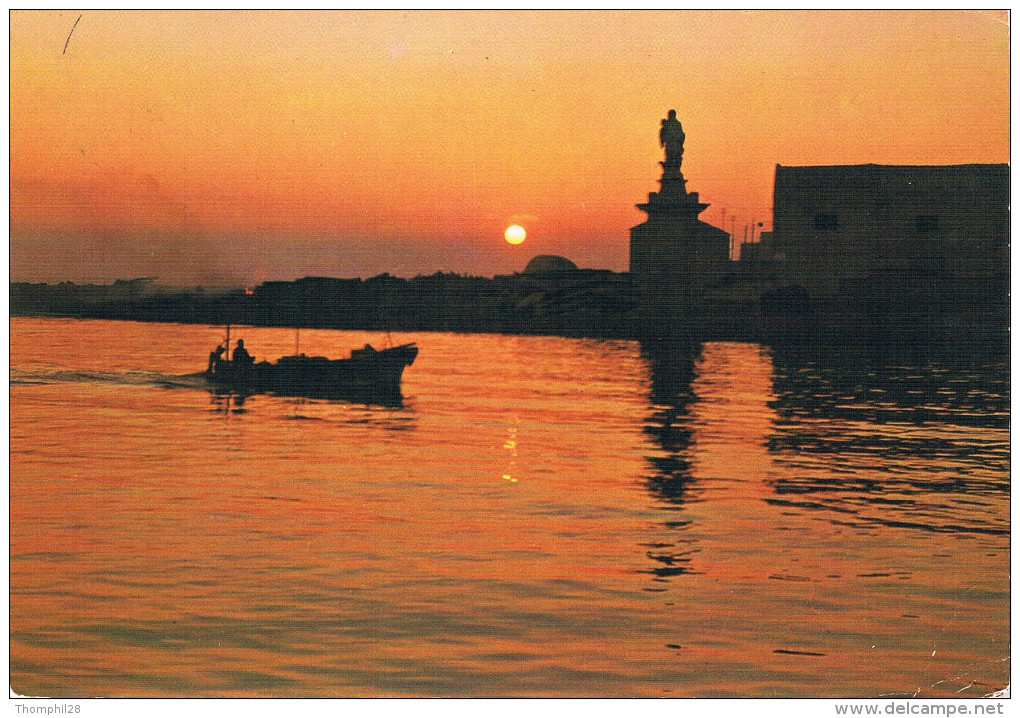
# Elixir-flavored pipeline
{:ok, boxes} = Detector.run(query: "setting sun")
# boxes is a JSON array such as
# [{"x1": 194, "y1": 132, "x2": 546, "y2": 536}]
[{"x1": 505, "y1": 225, "x2": 526, "y2": 245}]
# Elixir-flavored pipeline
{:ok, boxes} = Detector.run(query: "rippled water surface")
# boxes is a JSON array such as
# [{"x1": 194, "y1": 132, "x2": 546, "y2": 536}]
[{"x1": 9, "y1": 318, "x2": 1009, "y2": 697}]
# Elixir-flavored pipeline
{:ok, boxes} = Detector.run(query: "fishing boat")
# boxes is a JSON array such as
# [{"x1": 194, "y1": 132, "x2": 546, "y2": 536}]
[{"x1": 206, "y1": 331, "x2": 418, "y2": 401}]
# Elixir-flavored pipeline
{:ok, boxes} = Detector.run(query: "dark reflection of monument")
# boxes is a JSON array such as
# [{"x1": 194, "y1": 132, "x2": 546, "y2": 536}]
[
  {"x1": 639, "y1": 338, "x2": 703, "y2": 583},
  {"x1": 641, "y1": 338, "x2": 700, "y2": 505},
  {"x1": 630, "y1": 110, "x2": 730, "y2": 327}
]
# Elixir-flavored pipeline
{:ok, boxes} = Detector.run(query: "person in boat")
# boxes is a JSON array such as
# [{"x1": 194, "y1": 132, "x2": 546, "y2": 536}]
[
  {"x1": 207, "y1": 344, "x2": 226, "y2": 373},
  {"x1": 232, "y1": 339, "x2": 254, "y2": 366}
]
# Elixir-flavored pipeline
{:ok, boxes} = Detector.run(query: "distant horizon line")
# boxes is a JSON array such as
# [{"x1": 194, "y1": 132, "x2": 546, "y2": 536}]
[{"x1": 8, "y1": 264, "x2": 639, "y2": 289}]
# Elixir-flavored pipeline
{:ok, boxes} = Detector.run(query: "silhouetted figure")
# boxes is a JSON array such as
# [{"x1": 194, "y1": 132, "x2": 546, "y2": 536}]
[
  {"x1": 232, "y1": 339, "x2": 253, "y2": 366},
  {"x1": 208, "y1": 344, "x2": 225, "y2": 373},
  {"x1": 659, "y1": 109, "x2": 685, "y2": 169}
]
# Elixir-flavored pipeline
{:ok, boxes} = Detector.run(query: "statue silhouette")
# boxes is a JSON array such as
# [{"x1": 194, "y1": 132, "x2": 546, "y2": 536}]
[{"x1": 659, "y1": 109, "x2": 685, "y2": 170}]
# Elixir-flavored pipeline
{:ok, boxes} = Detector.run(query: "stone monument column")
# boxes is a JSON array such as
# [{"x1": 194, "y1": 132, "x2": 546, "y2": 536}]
[{"x1": 630, "y1": 110, "x2": 730, "y2": 328}]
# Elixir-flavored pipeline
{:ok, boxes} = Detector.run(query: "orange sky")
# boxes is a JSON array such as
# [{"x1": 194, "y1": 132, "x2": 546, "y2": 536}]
[{"x1": 9, "y1": 10, "x2": 1010, "y2": 284}]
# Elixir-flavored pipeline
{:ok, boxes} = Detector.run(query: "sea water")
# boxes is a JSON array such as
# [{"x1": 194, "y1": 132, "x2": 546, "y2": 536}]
[{"x1": 9, "y1": 318, "x2": 1009, "y2": 697}]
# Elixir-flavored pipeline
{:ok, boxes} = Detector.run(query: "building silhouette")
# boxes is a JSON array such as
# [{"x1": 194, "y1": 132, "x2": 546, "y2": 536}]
[{"x1": 746, "y1": 163, "x2": 1009, "y2": 300}]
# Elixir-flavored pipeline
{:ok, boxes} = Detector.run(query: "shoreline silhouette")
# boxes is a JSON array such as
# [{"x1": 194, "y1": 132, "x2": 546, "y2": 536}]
[{"x1": 10, "y1": 261, "x2": 1008, "y2": 358}]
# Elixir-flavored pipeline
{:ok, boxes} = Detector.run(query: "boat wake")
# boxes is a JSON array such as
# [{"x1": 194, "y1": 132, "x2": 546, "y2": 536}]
[{"x1": 10, "y1": 367, "x2": 211, "y2": 391}]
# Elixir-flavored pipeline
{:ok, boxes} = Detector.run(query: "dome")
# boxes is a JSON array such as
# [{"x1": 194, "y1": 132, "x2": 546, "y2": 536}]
[{"x1": 523, "y1": 255, "x2": 578, "y2": 275}]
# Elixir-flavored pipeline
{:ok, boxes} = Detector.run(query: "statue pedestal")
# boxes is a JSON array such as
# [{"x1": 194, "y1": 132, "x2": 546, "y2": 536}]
[{"x1": 630, "y1": 168, "x2": 730, "y2": 320}]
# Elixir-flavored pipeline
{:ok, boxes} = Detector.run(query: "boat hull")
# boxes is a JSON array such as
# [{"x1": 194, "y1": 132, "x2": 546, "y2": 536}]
[{"x1": 205, "y1": 343, "x2": 418, "y2": 402}]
